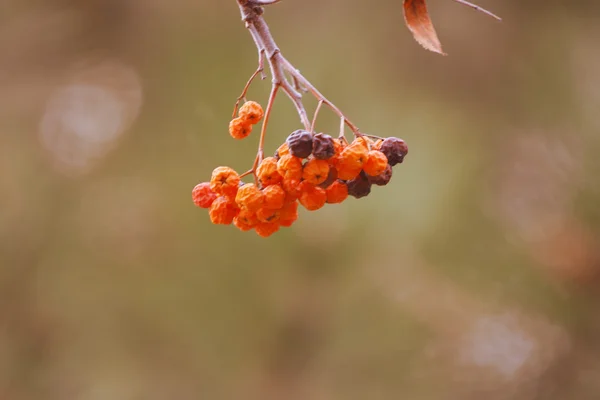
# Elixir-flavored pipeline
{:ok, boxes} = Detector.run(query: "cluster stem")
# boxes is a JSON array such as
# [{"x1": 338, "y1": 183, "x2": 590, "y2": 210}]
[{"x1": 235, "y1": 0, "x2": 362, "y2": 180}]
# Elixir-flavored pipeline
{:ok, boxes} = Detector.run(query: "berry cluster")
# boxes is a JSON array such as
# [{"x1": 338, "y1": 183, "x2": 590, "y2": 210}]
[{"x1": 192, "y1": 101, "x2": 408, "y2": 238}]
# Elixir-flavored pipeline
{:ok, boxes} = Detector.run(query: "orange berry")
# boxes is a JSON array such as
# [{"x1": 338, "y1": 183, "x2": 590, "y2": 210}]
[
  {"x1": 336, "y1": 143, "x2": 368, "y2": 180},
  {"x1": 282, "y1": 178, "x2": 301, "y2": 203},
  {"x1": 363, "y1": 150, "x2": 388, "y2": 177},
  {"x1": 256, "y1": 207, "x2": 281, "y2": 223},
  {"x1": 326, "y1": 180, "x2": 349, "y2": 204},
  {"x1": 263, "y1": 184, "x2": 286, "y2": 210},
  {"x1": 229, "y1": 117, "x2": 252, "y2": 140},
  {"x1": 257, "y1": 157, "x2": 282, "y2": 187},
  {"x1": 238, "y1": 101, "x2": 264, "y2": 124},
  {"x1": 328, "y1": 138, "x2": 345, "y2": 167},
  {"x1": 235, "y1": 183, "x2": 265, "y2": 212},
  {"x1": 279, "y1": 201, "x2": 299, "y2": 227},
  {"x1": 353, "y1": 136, "x2": 371, "y2": 150},
  {"x1": 234, "y1": 209, "x2": 259, "y2": 231},
  {"x1": 209, "y1": 196, "x2": 239, "y2": 225},
  {"x1": 255, "y1": 222, "x2": 280, "y2": 238},
  {"x1": 298, "y1": 181, "x2": 326, "y2": 211},
  {"x1": 210, "y1": 166, "x2": 240, "y2": 199},
  {"x1": 302, "y1": 159, "x2": 330, "y2": 185},
  {"x1": 192, "y1": 182, "x2": 217, "y2": 208},
  {"x1": 276, "y1": 154, "x2": 303, "y2": 181},
  {"x1": 276, "y1": 142, "x2": 290, "y2": 159}
]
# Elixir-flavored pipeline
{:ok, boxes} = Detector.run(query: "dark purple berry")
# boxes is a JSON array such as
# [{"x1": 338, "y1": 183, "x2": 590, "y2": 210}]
[
  {"x1": 368, "y1": 164, "x2": 393, "y2": 186},
  {"x1": 318, "y1": 166, "x2": 338, "y2": 189},
  {"x1": 347, "y1": 171, "x2": 372, "y2": 199},
  {"x1": 380, "y1": 137, "x2": 408, "y2": 166},
  {"x1": 286, "y1": 129, "x2": 313, "y2": 159},
  {"x1": 312, "y1": 133, "x2": 335, "y2": 160}
]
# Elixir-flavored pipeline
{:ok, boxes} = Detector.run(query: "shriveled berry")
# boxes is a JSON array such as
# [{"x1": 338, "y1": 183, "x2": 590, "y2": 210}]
[
  {"x1": 363, "y1": 150, "x2": 388, "y2": 176},
  {"x1": 279, "y1": 201, "x2": 299, "y2": 227},
  {"x1": 257, "y1": 157, "x2": 282, "y2": 187},
  {"x1": 229, "y1": 117, "x2": 252, "y2": 140},
  {"x1": 209, "y1": 196, "x2": 239, "y2": 225},
  {"x1": 368, "y1": 164, "x2": 393, "y2": 186},
  {"x1": 255, "y1": 222, "x2": 280, "y2": 238},
  {"x1": 238, "y1": 101, "x2": 264, "y2": 124},
  {"x1": 286, "y1": 129, "x2": 313, "y2": 158},
  {"x1": 298, "y1": 181, "x2": 327, "y2": 211},
  {"x1": 380, "y1": 137, "x2": 408, "y2": 166},
  {"x1": 192, "y1": 182, "x2": 217, "y2": 208},
  {"x1": 234, "y1": 209, "x2": 259, "y2": 231},
  {"x1": 302, "y1": 159, "x2": 330, "y2": 186},
  {"x1": 347, "y1": 172, "x2": 372, "y2": 199},
  {"x1": 256, "y1": 207, "x2": 281, "y2": 223},
  {"x1": 326, "y1": 180, "x2": 348, "y2": 204},
  {"x1": 312, "y1": 133, "x2": 335, "y2": 160},
  {"x1": 318, "y1": 166, "x2": 338, "y2": 189},
  {"x1": 235, "y1": 183, "x2": 264, "y2": 212},
  {"x1": 277, "y1": 154, "x2": 303, "y2": 181},
  {"x1": 263, "y1": 184, "x2": 286, "y2": 210},
  {"x1": 210, "y1": 166, "x2": 240, "y2": 199}
]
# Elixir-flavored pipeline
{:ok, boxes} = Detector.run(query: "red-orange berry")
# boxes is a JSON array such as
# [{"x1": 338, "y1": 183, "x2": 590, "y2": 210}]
[
  {"x1": 275, "y1": 142, "x2": 290, "y2": 159},
  {"x1": 257, "y1": 157, "x2": 282, "y2": 186},
  {"x1": 192, "y1": 182, "x2": 217, "y2": 208},
  {"x1": 302, "y1": 158, "x2": 330, "y2": 185},
  {"x1": 326, "y1": 180, "x2": 349, "y2": 204},
  {"x1": 238, "y1": 101, "x2": 264, "y2": 124},
  {"x1": 328, "y1": 138, "x2": 345, "y2": 167},
  {"x1": 255, "y1": 222, "x2": 280, "y2": 237},
  {"x1": 229, "y1": 117, "x2": 252, "y2": 140},
  {"x1": 210, "y1": 166, "x2": 240, "y2": 199},
  {"x1": 279, "y1": 201, "x2": 299, "y2": 227},
  {"x1": 263, "y1": 184, "x2": 286, "y2": 210},
  {"x1": 277, "y1": 154, "x2": 303, "y2": 181},
  {"x1": 363, "y1": 150, "x2": 388, "y2": 177},
  {"x1": 282, "y1": 178, "x2": 302, "y2": 203},
  {"x1": 298, "y1": 181, "x2": 327, "y2": 211},
  {"x1": 256, "y1": 207, "x2": 281, "y2": 223},
  {"x1": 209, "y1": 196, "x2": 239, "y2": 225},
  {"x1": 353, "y1": 136, "x2": 371, "y2": 150},
  {"x1": 337, "y1": 143, "x2": 368, "y2": 180},
  {"x1": 234, "y1": 209, "x2": 259, "y2": 231},
  {"x1": 235, "y1": 183, "x2": 265, "y2": 212}
]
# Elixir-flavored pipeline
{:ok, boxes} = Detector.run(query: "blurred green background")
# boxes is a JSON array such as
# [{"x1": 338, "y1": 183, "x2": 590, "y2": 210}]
[{"x1": 1, "y1": 0, "x2": 600, "y2": 399}]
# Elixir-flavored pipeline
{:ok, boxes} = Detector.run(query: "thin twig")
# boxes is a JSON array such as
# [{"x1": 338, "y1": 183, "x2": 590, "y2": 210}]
[
  {"x1": 232, "y1": 49, "x2": 266, "y2": 118},
  {"x1": 252, "y1": 83, "x2": 280, "y2": 179},
  {"x1": 452, "y1": 0, "x2": 502, "y2": 21},
  {"x1": 278, "y1": 55, "x2": 361, "y2": 135},
  {"x1": 311, "y1": 100, "x2": 324, "y2": 133}
]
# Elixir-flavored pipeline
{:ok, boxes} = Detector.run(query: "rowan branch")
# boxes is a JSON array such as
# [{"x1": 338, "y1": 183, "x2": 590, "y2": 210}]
[{"x1": 235, "y1": 0, "x2": 362, "y2": 174}]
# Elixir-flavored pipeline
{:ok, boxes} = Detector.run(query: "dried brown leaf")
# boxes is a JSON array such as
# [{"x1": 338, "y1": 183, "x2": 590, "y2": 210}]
[{"x1": 403, "y1": 0, "x2": 446, "y2": 55}]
